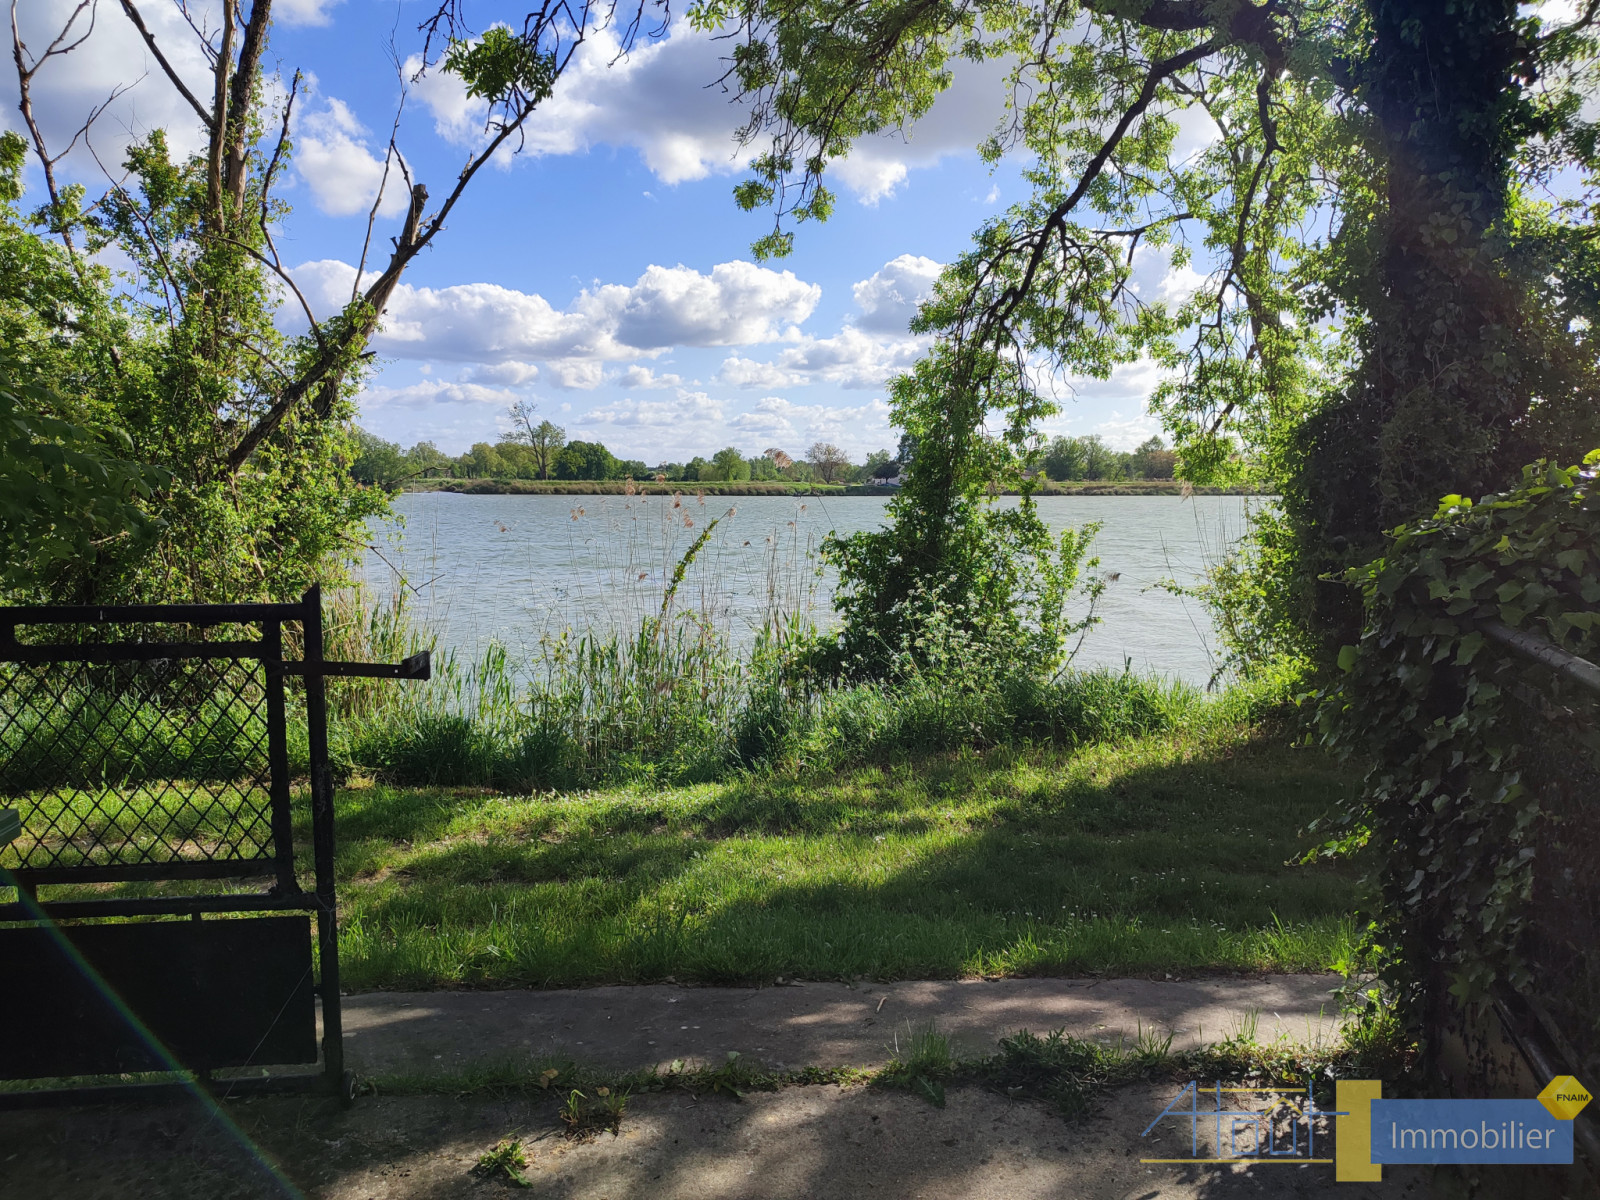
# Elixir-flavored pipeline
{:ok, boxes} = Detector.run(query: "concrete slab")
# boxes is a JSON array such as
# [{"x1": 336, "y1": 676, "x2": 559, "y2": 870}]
[
  {"x1": 343, "y1": 975, "x2": 1346, "y2": 1078},
  {"x1": 0, "y1": 1082, "x2": 1434, "y2": 1199}
]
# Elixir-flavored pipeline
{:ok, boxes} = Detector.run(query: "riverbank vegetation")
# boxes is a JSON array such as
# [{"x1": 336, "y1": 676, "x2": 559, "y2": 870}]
[
  {"x1": 396, "y1": 476, "x2": 1263, "y2": 497},
  {"x1": 352, "y1": 424, "x2": 1194, "y2": 494}
]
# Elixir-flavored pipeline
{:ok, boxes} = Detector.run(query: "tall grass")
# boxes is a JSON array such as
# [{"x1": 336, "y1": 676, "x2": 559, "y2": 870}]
[
  {"x1": 328, "y1": 492, "x2": 1284, "y2": 790},
  {"x1": 2, "y1": 498, "x2": 1280, "y2": 805}
]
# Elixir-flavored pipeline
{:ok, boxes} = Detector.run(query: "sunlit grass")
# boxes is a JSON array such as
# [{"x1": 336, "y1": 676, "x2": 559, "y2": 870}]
[
  {"x1": 323, "y1": 721, "x2": 1360, "y2": 988},
  {"x1": 16, "y1": 707, "x2": 1362, "y2": 988}
]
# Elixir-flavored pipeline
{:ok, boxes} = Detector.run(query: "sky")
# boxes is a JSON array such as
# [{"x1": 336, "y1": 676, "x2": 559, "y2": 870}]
[{"x1": 7, "y1": 0, "x2": 1195, "y2": 462}]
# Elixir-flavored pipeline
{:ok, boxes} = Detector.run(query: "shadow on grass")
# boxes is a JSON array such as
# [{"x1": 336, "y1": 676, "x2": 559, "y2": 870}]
[{"x1": 331, "y1": 731, "x2": 1363, "y2": 989}]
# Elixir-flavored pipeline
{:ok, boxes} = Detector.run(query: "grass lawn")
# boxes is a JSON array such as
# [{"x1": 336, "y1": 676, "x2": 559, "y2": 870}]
[{"x1": 315, "y1": 722, "x2": 1363, "y2": 990}]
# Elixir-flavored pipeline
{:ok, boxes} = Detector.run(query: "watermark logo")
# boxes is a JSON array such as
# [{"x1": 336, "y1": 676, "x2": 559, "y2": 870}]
[
  {"x1": 1143, "y1": 1076, "x2": 1590, "y2": 1181},
  {"x1": 1537, "y1": 1075, "x2": 1593, "y2": 1122}
]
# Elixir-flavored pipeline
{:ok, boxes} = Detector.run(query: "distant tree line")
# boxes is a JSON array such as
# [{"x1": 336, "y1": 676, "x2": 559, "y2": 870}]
[
  {"x1": 351, "y1": 413, "x2": 1179, "y2": 491},
  {"x1": 349, "y1": 406, "x2": 906, "y2": 490},
  {"x1": 1034, "y1": 435, "x2": 1176, "y2": 482}
]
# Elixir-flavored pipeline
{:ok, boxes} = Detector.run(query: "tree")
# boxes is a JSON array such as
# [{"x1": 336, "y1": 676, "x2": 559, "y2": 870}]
[
  {"x1": 1132, "y1": 436, "x2": 1176, "y2": 479},
  {"x1": 507, "y1": 402, "x2": 567, "y2": 480},
  {"x1": 1078, "y1": 436, "x2": 1120, "y2": 481},
  {"x1": 1041, "y1": 436, "x2": 1086, "y2": 482},
  {"x1": 350, "y1": 428, "x2": 407, "y2": 488},
  {"x1": 556, "y1": 440, "x2": 619, "y2": 480},
  {"x1": 464, "y1": 442, "x2": 508, "y2": 479},
  {"x1": 698, "y1": 0, "x2": 1600, "y2": 660},
  {"x1": 9, "y1": 0, "x2": 666, "y2": 601},
  {"x1": 703, "y1": 446, "x2": 753, "y2": 481},
  {"x1": 0, "y1": 354, "x2": 167, "y2": 593},
  {"x1": 806, "y1": 442, "x2": 852, "y2": 484}
]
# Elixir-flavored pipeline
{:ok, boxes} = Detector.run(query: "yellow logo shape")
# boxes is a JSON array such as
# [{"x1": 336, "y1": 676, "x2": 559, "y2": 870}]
[{"x1": 1537, "y1": 1076, "x2": 1592, "y2": 1121}]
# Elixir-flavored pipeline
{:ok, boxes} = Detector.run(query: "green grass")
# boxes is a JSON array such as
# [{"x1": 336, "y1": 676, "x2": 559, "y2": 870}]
[
  {"x1": 12, "y1": 711, "x2": 1363, "y2": 989},
  {"x1": 323, "y1": 720, "x2": 1360, "y2": 989}
]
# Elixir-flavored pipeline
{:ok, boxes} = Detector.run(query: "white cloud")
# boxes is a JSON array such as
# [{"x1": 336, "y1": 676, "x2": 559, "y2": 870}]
[
  {"x1": 546, "y1": 360, "x2": 607, "y2": 390},
  {"x1": 465, "y1": 361, "x2": 541, "y2": 385},
  {"x1": 852, "y1": 254, "x2": 943, "y2": 334},
  {"x1": 292, "y1": 257, "x2": 819, "y2": 363},
  {"x1": 581, "y1": 260, "x2": 819, "y2": 349},
  {"x1": 294, "y1": 96, "x2": 409, "y2": 218},
  {"x1": 2, "y1": 0, "x2": 214, "y2": 167},
  {"x1": 727, "y1": 395, "x2": 892, "y2": 448},
  {"x1": 361, "y1": 378, "x2": 525, "y2": 410},
  {"x1": 717, "y1": 326, "x2": 924, "y2": 390},
  {"x1": 1090, "y1": 413, "x2": 1165, "y2": 450},
  {"x1": 276, "y1": 0, "x2": 343, "y2": 27},
  {"x1": 614, "y1": 365, "x2": 683, "y2": 389},
  {"x1": 408, "y1": 25, "x2": 1012, "y2": 203},
  {"x1": 585, "y1": 388, "x2": 726, "y2": 430}
]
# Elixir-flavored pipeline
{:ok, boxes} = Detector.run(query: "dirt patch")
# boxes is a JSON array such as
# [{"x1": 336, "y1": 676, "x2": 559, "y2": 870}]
[{"x1": 0, "y1": 1082, "x2": 1429, "y2": 1200}]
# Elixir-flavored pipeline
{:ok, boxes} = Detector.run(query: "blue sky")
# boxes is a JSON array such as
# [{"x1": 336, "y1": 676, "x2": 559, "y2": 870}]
[{"x1": 12, "y1": 0, "x2": 1188, "y2": 462}]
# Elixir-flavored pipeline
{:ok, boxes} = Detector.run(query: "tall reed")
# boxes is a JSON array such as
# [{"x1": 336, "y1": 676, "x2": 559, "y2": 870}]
[{"x1": 330, "y1": 492, "x2": 1231, "y2": 790}]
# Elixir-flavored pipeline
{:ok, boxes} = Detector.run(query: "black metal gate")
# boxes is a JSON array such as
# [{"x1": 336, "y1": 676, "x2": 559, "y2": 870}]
[{"x1": 0, "y1": 586, "x2": 427, "y2": 1105}]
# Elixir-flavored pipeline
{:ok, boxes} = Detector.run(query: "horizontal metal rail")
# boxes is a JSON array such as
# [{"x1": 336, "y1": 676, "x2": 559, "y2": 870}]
[
  {"x1": 0, "y1": 640, "x2": 268, "y2": 664},
  {"x1": 279, "y1": 650, "x2": 430, "y2": 680},
  {"x1": 0, "y1": 891, "x2": 323, "y2": 923},
  {"x1": 0, "y1": 601, "x2": 310, "y2": 627},
  {"x1": 1481, "y1": 619, "x2": 1600, "y2": 695},
  {"x1": 0, "y1": 1069, "x2": 343, "y2": 1110},
  {"x1": 8, "y1": 859, "x2": 283, "y2": 887}
]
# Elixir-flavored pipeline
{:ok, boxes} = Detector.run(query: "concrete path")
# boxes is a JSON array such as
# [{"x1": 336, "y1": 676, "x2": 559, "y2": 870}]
[
  {"x1": 343, "y1": 975, "x2": 1347, "y2": 1078},
  {"x1": 0, "y1": 1082, "x2": 1433, "y2": 1199}
]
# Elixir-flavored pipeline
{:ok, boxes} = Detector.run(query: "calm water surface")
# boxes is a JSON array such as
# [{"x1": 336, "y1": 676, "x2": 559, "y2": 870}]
[{"x1": 362, "y1": 492, "x2": 1254, "y2": 686}]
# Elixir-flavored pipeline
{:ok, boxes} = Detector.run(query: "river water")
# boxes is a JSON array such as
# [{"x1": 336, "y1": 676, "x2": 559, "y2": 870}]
[{"x1": 361, "y1": 492, "x2": 1255, "y2": 686}]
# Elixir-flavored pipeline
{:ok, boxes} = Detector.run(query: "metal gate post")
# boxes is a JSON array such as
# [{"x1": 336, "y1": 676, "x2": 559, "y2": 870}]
[{"x1": 300, "y1": 585, "x2": 347, "y2": 1096}]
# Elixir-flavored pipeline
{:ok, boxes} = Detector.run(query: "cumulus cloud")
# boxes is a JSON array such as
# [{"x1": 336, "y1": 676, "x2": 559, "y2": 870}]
[
  {"x1": 361, "y1": 378, "x2": 525, "y2": 410},
  {"x1": 584, "y1": 261, "x2": 819, "y2": 349},
  {"x1": 276, "y1": 0, "x2": 343, "y2": 27},
  {"x1": 2, "y1": 0, "x2": 214, "y2": 166},
  {"x1": 464, "y1": 361, "x2": 541, "y2": 385},
  {"x1": 292, "y1": 257, "x2": 819, "y2": 364},
  {"x1": 409, "y1": 25, "x2": 1012, "y2": 203},
  {"x1": 585, "y1": 388, "x2": 726, "y2": 430},
  {"x1": 852, "y1": 254, "x2": 943, "y2": 334},
  {"x1": 717, "y1": 326, "x2": 924, "y2": 390},
  {"x1": 614, "y1": 365, "x2": 683, "y2": 389},
  {"x1": 294, "y1": 96, "x2": 409, "y2": 218},
  {"x1": 727, "y1": 395, "x2": 893, "y2": 447},
  {"x1": 1090, "y1": 412, "x2": 1166, "y2": 450}
]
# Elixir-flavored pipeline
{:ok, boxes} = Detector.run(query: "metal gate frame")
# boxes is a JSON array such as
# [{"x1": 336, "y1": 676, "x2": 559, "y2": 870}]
[{"x1": 0, "y1": 585, "x2": 427, "y2": 1106}]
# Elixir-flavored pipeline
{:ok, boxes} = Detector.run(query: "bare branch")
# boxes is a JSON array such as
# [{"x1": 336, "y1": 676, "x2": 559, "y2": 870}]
[
  {"x1": 258, "y1": 68, "x2": 297, "y2": 232},
  {"x1": 223, "y1": 0, "x2": 272, "y2": 220},
  {"x1": 355, "y1": 52, "x2": 410, "y2": 304},
  {"x1": 116, "y1": 0, "x2": 216, "y2": 131},
  {"x1": 205, "y1": 0, "x2": 234, "y2": 227}
]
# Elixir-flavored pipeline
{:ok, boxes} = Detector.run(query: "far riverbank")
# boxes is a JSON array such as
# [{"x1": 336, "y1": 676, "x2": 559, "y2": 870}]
[{"x1": 402, "y1": 478, "x2": 1272, "y2": 497}]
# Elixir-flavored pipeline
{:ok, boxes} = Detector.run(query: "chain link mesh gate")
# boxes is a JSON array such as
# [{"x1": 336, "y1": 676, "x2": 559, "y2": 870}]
[{"x1": 0, "y1": 586, "x2": 427, "y2": 1105}]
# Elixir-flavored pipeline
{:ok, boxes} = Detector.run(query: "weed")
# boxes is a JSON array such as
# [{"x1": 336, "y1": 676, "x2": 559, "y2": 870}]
[
  {"x1": 558, "y1": 1087, "x2": 628, "y2": 1139},
  {"x1": 879, "y1": 1023, "x2": 955, "y2": 1108},
  {"x1": 472, "y1": 1139, "x2": 533, "y2": 1188},
  {"x1": 698, "y1": 1051, "x2": 768, "y2": 1101}
]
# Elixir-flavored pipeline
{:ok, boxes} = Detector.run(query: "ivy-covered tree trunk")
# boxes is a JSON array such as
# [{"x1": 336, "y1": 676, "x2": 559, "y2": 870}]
[{"x1": 1294, "y1": 0, "x2": 1557, "y2": 647}]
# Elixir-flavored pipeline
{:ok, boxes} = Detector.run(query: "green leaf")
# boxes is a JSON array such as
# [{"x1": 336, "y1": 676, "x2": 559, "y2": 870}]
[{"x1": 1453, "y1": 632, "x2": 1484, "y2": 665}]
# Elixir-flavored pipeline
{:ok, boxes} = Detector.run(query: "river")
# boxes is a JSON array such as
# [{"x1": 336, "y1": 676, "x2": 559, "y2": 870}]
[{"x1": 361, "y1": 491, "x2": 1255, "y2": 687}]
